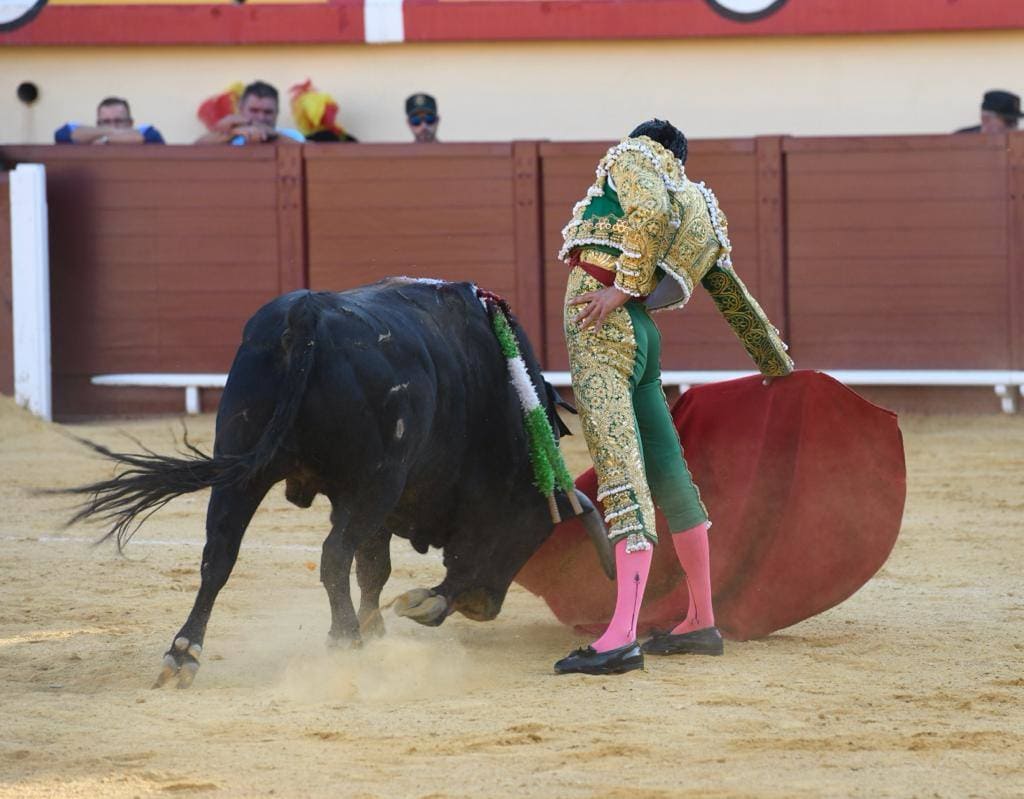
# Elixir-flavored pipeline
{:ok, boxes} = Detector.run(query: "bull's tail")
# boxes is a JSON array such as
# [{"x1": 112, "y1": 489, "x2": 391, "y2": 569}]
[{"x1": 60, "y1": 292, "x2": 322, "y2": 550}]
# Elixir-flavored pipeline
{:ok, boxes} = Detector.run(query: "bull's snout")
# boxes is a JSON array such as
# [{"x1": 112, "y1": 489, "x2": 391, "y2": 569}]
[{"x1": 392, "y1": 588, "x2": 448, "y2": 626}]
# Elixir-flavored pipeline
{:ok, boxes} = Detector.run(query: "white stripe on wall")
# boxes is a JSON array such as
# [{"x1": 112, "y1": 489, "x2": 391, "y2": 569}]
[{"x1": 364, "y1": 0, "x2": 405, "y2": 44}]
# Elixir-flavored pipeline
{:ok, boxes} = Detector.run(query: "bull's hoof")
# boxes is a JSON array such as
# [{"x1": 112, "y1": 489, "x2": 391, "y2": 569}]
[
  {"x1": 325, "y1": 632, "x2": 362, "y2": 650},
  {"x1": 153, "y1": 636, "x2": 202, "y2": 689},
  {"x1": 358, "y1": 608, "x2": 386, "y2": 639},
  {"x1": 392, "y1": 588, "x2": 448, "y2": 626}
]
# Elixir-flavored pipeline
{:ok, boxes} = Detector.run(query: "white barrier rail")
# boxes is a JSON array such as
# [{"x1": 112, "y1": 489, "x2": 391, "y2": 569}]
[{"x1": 91, "y1": 369, "x2": 1024, "y2": 415}]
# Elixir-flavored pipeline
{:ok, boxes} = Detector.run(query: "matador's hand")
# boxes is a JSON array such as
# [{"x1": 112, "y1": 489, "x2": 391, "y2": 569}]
[{"x1": 569, "y1": 286, "x2": 632, "y2": 333}]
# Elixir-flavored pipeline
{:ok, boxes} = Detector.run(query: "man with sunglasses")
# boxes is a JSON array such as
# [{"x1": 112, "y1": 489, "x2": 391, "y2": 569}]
[{"x1": 406, "y1": 93, "x2": 440, "y2": 143}]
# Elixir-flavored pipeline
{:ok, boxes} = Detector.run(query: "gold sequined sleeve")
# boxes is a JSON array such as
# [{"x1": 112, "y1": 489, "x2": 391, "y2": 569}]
[
  {"x1": 701, "y1": 264, "x2": 795, "y2": 377},
  {"x1": 608, "y1": 150, "x2": 671, "y2": 297}
]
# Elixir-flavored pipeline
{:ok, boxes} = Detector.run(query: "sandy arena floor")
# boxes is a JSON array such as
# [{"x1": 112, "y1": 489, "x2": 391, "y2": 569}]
[{"x1": 0, "y1": 396, "x2": 1022, "y2": 798}]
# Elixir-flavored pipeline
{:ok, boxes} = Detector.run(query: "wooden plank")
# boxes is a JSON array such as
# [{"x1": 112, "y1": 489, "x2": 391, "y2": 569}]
[
  {"x1": 85, "y1": 208, "x2": 280, "y2": 238},
  {"x1": 308, "y1": 207, "x2": 516, "y2": 237},
  {"x1": 789, "y1": 228, "x2": 1007, "y2": 259},
  {"x1": 306, "y1": 157, "x2": 514, "y2": 182},
  {"x1": 1009, "y1": 133, "x2": 1024, "y2": 369},
  {"x1": 790, "y1": 313, "x2": 1004, "y2": 345},
  {"x1": 277, "y1": 145, "x2": 307, "y2": 293},
  {"x1": 154, "y1": 290, "x2": 271, "y2": 320},
  {"x1": 84, "y1": 235, "x2": 279, "y2": 265},
  {"x1": 787, "y1": 149, "x2": 1005, "y2": 175},
  {"x1": 789, "y1": 285, "x2": 1005, "y2": 315},
  {"x1": 782, "y1": 135, "x2": 1006, "y2": 154},
  {"x1": 788, "y1": 340, "x2": 1009, "y2": 370},
  {"x1": 0, "y1": 145, "x2": 276, "y2": 164},
  {"x1": 12, "y1": 160, "x2": 279, "y2": 183},
  {"x1": 788, "y1": 199, "x2": 1006, "y2": 231},
  {"x1": 787, "y1": 170, "x2": 1005, "y2": 201},
  {"x1": 303, "y1": 143, "x2": 513, "y2": 161},
  {"x1": 0, "y1": 173, "x2": 11, "y2": 395},
  {"x1": 309, "y1": 263, "x2": 517, "y2": 294},
  {"x1": 154, "y1": 263, "x2": 282, "y2": 294},
  {"x1": 512, "y1": 141, "x2": 545, "y2": 354},
  {"x1": 309, "y1": 233, "x2": 512, "y2": 261},
  {"x1": 306, "y1": 179, "x2": 513, "y2": 210},
  {"x1": 754, "y1": 136, "x2": 787, "y2": 337},
  {"x1": 62, "y1": 180, "x2": 278, "y2": 210},
  {"x1": 788, "y1": 256, "x2": 1007, "y2": 286}
]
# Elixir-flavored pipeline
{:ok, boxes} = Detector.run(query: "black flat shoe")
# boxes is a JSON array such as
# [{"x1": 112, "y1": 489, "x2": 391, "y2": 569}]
[
  {"x1": 554, "y1": 641, "x2": 644, "y2": 675},
  {"x1": 642, "y1": 626, "x2": 724, "y2": 656}
]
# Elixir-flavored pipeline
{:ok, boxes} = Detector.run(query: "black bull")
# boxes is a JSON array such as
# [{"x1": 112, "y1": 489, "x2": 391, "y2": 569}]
[{"x1": 66, "y1": 279, "x2": 612, "y2": 688}]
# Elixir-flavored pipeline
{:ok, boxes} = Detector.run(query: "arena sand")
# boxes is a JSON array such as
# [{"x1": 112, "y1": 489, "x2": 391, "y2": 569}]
[{"x1": 0, "y1": 396, "x2": 1021, "y2": 798}]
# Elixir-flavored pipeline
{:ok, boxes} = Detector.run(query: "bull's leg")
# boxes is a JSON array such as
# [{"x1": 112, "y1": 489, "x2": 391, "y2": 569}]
[
  {"x1": 354, "y1": 528, "x2": 392, "y2": 638},
  {"x1": 154, "y1": 481, "x2": 270, "y2": 689},
  {"x1": 321, "y1": 502, "x2": 361, "y2": 646}
]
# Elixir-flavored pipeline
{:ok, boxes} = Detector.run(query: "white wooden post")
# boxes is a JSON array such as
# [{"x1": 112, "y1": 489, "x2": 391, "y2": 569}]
[{"x1": 9, "y1": 163, "x2": 52, "y2": 421}]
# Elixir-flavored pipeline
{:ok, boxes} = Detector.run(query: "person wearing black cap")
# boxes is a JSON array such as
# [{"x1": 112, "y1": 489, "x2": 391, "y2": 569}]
[
  {"x1": 405, "y1": 93, "x2": 440, "y2": 143},
  {"x1": 956, "y1": 90, "x2": 1023, "y2": 134}
]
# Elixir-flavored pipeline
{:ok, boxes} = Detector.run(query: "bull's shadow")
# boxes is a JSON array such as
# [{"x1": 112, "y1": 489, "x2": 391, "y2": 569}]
[{"x1": 62, "y1": 279, "x2": 610, "y2": 688}]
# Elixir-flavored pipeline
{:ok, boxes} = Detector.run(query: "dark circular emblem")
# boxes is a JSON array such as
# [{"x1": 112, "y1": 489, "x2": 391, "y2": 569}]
[
  {"x1": 705, "y1": 0, "x2": 789, "y2": 23},
  {"x1": 0, "y1": 0, "x2": 48, "y2": 32}
]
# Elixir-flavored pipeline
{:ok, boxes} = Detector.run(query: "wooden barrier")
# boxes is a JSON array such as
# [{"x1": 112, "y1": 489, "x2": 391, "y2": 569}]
[
  {"x1": 784, "y1": 134, "x2": 1012, "y2": 370},
  {"x1": 303, "y1": 142, "x2": 546, "y2": 350},
  {"x1": 0, "y1": 146, "x2": 304, "y2": 417},
  {"x1": 2, "y1": 133, "x2": 1023, "y2": 417}
]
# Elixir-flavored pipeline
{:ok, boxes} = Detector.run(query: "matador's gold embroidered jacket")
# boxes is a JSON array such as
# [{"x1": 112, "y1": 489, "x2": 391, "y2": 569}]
[{"x1": 560, "y1": 136, "x2": 794, "y2": 377}]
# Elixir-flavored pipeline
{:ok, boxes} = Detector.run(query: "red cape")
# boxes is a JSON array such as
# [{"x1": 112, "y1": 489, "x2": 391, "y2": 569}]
[{"x1": 515, "y1": 371, "x2": 906, "y2": 640}]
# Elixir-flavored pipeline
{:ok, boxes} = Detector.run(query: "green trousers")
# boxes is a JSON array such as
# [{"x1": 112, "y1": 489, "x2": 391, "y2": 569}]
[
  {"x1": 626, "y1": 302, "x2": 709, "y2": 534},
  {"x1": 564, "y1": 267, "x2": 708, "y2": 549}
]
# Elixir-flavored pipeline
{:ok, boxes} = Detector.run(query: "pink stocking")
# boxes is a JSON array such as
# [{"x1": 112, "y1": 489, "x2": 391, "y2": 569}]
[
  {"x1": 591, "y1": 539, "x2": 653, "y2": 652},
  {"x1": 670, "y1": 522, "x2": 716, "y2": 635}
]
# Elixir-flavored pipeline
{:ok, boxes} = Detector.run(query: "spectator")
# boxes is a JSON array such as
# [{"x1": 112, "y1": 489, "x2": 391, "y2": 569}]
[
  {"x1": 54, "y1": 97, "x2": 164, "y2": 145},
  {"x1": 406, "y1": 93, "x2": 440, "y2": 143},
  {"x1": 196, "y1": 81, "x2": 305, "y2": 145},
  {"x1": 290, "y1": 80, "x2": 358, "y2": 143},
  {"x1": 956, "y1": 90, "x2": 1022, "y2": 134}
]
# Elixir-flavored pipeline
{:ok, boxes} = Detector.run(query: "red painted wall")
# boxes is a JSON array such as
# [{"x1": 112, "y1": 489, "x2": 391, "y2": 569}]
[{"x1": 2, "y1": 0, "x2": 1022, "y2": 46}]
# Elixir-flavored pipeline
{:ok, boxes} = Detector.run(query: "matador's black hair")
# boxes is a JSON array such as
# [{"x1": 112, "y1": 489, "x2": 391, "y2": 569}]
[{"x1": 628, "y1": 119, "x2": 688, "y2": 165}]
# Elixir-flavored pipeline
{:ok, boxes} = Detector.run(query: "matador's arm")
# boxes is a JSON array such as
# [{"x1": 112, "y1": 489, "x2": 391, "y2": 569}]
[{"x1": 702, "y1": 263, "x2": 794, "y2": 377}]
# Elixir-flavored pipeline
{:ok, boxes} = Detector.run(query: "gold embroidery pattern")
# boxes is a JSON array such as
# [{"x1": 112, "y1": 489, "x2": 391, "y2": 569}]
[
  {"x1": 577, "y1": 247, "x2": 619, "y2": 270},
  {"x1": 564, "y1": 267, "x2": 658, "y2": 549},
  {"x1": 660, "y1": 182, "x2": 723, "y2": 294},
  {"x1": 702, "y1": 265, "x2": 794, "y2": 376},
  {"x1": 608, "y1": 150, "x2": 675, "y2": 297}
]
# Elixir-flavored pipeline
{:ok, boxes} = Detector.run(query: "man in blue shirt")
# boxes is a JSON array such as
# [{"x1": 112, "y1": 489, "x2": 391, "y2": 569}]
[
  {"x1": 54, "y1": 97, "x2": 165, "y2": 145},
  {"x1": 196, "y1": 81, "x2": 304, "y2": 145}
]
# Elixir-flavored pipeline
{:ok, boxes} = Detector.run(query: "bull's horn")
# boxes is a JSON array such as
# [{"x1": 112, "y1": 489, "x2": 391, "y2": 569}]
[{"x1": 574, "y1": 489, "x2": 615, "y2": 581}]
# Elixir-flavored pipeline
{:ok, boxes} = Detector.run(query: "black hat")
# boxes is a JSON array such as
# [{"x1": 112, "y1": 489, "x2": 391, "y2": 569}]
[
  {"x1": 405, "y1": 93, "x2": 437, "y2": 116},
  {"x1": 981, "y1": 90, "x2": 1022, "y2": 118}
]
